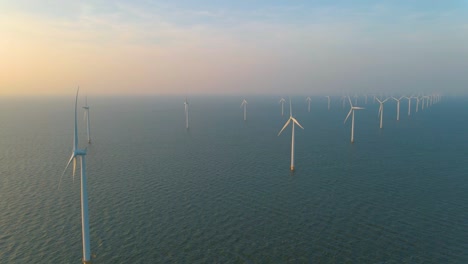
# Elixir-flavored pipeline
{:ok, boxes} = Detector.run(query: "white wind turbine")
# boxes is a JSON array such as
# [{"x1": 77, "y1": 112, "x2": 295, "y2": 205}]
[
  {"x1": 83, "y1": 97, "x2": 91, "y2": 144},
  {"x1": 415, "y1": 96, "x2": 420, "y2": 112},
  {"x1": 376, "y1": 97, "x2": 389, "y2": 129},
  {"x1": 344, "y1": 96, "x2": 364, "y2": 143},
  {"x1": 279, "y1": 97, "x2": 286, "y2": 116},
  {"x1": 60, "y1": 88, "x2": 92, "y2": 264},
  {"x1": 306, "y1": 97, "x2": 311, "y2": 112},
  {"x1": 325, "y1": 96, "x2": 331, "y2": 110},
  {"x1": 184, "y1": 97, "x2": 189, "y2": 129},
  {"x1": 392, "y1": 96, "x2": 404, "y2": 121},
  {"x1": 278, "y1": 98, "x2": 304, "y2": 171},
  {"x1": 404, "y1": 96, "x2": 413, "y2": 116},
  {"x1": 240, "y1": 99, "x2": 247, "y2": 121},
  {"x1": 341, "y1": 95, "x2": 347, "y2": 108}
]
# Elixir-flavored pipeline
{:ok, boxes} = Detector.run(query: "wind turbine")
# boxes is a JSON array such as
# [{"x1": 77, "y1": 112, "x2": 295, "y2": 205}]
[
  {"x1": 82, "y1": 97, "x2": 91, "y2": 144},
  {"x1": 325, "y1": 96, "x2": 331, "y2": 110},
  {"x1": 376, "y1": 97, "x2": 389, "y2": 129},
  {"x1": 414, "y1": 96, "x2": 420, "y2": 112},
  {"x1": 341, "y1": 95, "x2": 347, "y2": 109},
  {"x1": 60, "y1": 88, "x2": 92, "y2": 264},
  {"x1": 344, "y1": 96, "x2": 364, "y2": 143},
  {"x1": 404, "y1": 96, "x2": 413, "y2": 116},
  {"x1": 306, "y1": 97, "x2": 311, "y2": 112},
  {"x1": 240, "y1": 99, "x2": 247, "y2": 121},
  {"x1": 278, "y1": 98, "x2": 304, "y2": 171},
  {"x1": 184, "y1": 97, "x2": 189, "y2": 129},
  {"x1": 392, "y1": 96, "x2": 404, "y2": 121},
  {"x1": 279, "y1": 97, "x2": 286, "y2": 116}
]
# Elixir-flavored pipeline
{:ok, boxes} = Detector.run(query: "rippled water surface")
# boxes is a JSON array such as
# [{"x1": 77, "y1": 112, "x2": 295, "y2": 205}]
[{"x1": 0, "y1": 95, "x2": 467, "y2": 263}]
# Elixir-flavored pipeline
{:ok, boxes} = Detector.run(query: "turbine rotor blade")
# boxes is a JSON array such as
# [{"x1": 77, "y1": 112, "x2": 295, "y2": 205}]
[
  {"x1": 58, "y1": 154, "x2": 75, "y2": 189},
  {"x1": 344, "y1": 109, "x2": 353, "y2": 123},
  {"x1": 278, "y1": 118, "x2": 291, "y2": 136},
  {"x1": 292, "y1": 118, "x2": 304, "y2": 129},
  {"x1": 289, "y1": 97, "x2": 292, "y2": 117},
  {"x1": 348, "y1": 96, "x2": 353, "y2": 107},
  {"x1": 74, "y1": 87, "x2": 79, "y2": 151},
  {"x1": 72, "y1": 157, "x2": 76, "y2": 183}
]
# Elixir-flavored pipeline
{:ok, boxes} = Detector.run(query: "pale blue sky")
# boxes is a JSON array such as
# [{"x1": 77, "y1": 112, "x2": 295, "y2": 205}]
[{"x1": 1, "y1": 1, "x2": 467, "y2": 95}]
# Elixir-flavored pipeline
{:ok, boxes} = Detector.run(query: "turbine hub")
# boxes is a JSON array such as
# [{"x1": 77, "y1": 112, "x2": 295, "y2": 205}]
[{"x1": 75, "y1": 149, "x2": 87, "y2": 156}]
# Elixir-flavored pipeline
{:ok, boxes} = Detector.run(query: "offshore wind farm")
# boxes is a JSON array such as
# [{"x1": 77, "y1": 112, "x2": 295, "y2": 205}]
[
  {"x1": 1, "y1": 1, "x2": 468, "y2": 263},
  {"x1": 1, "y1": 93, "x2": 467, "y2": 263}
]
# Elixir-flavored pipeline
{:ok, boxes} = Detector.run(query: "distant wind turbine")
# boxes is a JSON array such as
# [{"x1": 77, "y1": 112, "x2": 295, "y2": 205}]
[
  {"x1": 404, "y1": 96, "x2": 413, "y2": 116},
  {"x1": 376, "y1": 97, "x2": 389, "y2": 129},
  {"x1": 83, "y1": 96, "x2": 91, "y2": 144},
  {"x1": 325, "y1": 96, "x2": 331, "y2": 110},
  {"x1": 59, "y1": 88, "x2": 92, "y2": 264},
  {"x1": 415, "y1": 96, "x2": 420, "y2": 112},
  {"x1": 279, "y1": 98, "x2": 286, "y2": 116},
  {"x1": 240, "y1": 99, "x2": 247, "y2": 121},
  {"x1": 392, "y1": 96, "x2": 404, "y2": 121},
  {"x1": 344, "y1": 96, "x2": 364, "y2": 143},
  {"x1": 278, "y1": 98, "x2": 304, "y2": 171},
  {"x1": 184, "y1": 97, "x2": 189, "y2": 129},
  {"x1": 341, "y1": 95, "x2": 347, "y2": 108},
  {"x1": 306, "y1": 97, "x2": 311, "y2": 112}
]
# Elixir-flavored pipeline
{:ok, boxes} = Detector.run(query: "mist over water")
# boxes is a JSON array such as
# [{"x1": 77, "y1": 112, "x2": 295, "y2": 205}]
[{"x1": 0, "y1": 95, "x2": 467, "y2": 263}]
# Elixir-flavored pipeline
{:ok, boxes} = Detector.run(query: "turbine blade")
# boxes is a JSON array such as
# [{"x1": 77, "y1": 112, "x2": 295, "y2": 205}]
[
  {"x1": 292, "y1": 118, "x2": 304, "y2": 129},
  {"x1": 353, "y1": 107, "x2": 365, "y2": 110},
  {"x1": 348, "y1": 96, "x2": 353, "y2": 107},
  {"x1": 344, "y1": 109, "x2": 352, "y2": 123},
  {"x1": 58, "y1": 154, "x2": 75, "y2": 189},
  {"x1": 289, "y1": 97, "x2": 292, "y2": 117},
  {"x1": 72, "y1": 157, "x2": 76, "y2": 183},
  {"x1": 74, "y1": 87, "x2": 79, "y2": 151},
  {"x1": 278, "y1": 118, "x2": 291, "y2": 136},
  {"x1": 378, "y1": 105, "x2": 382, "y2": 117}
]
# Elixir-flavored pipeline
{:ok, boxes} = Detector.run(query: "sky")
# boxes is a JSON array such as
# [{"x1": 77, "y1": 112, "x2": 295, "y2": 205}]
[{"x1": 0, "y1": 0, "x2": 467, "y2": 96}]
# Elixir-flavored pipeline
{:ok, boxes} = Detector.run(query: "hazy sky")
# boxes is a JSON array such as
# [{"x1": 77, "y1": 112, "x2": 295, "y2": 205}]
[{"x1": 1, "y1": 1, "x2": 467, "y2": 96}]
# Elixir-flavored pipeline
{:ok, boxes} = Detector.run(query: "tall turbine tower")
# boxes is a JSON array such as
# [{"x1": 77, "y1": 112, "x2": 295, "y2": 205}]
[
  {"x1": 83, "y1": 97, "x2": 91, "y2": 144},
  {"x1": 344, "y1": 96, "x2": 364, "y2": 143},
  {"x1": 60, "y1": 88, "x2": 92, "y2": 264},
  {"x1": 325, "y1": 96, "x2": 331, "y2": 110},
  {"x1": 376, "y1": 97, "x2": 389, "y2": 129},
  {"x1": 240, "y1": 99, "x2": 247, "y2": 121},
  {"x1": 306, "y1": 97, "x2": 311, "y2": 112},
  {"x1": 279, "y1": 98, "x2": 286, "y2": 116},
  {"x1": 278, "y1": 98, "x2": 304, "y2": 171},
  {"x1": 184, "y1": 97, "x2": 189, "y2": 129}
]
